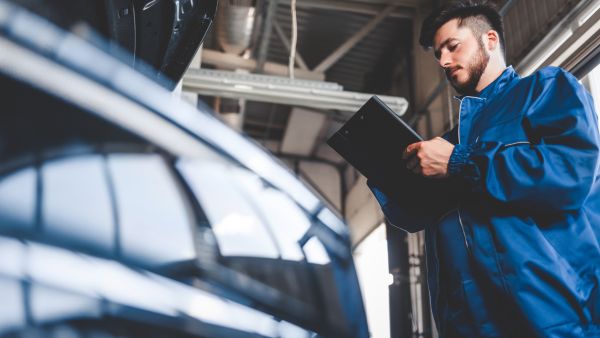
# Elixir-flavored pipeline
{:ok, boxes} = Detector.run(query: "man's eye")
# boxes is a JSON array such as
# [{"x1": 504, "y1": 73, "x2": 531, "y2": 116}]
[{"x1": 448, "y1": 43, "x2": 459, "y2": 51}]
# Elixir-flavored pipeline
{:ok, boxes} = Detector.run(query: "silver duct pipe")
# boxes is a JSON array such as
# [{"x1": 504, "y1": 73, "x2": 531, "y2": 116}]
[
  {"x1": 215, "y1": 0, "x2": 257, "y2": 55},
  {"x1": 213, "y1": 0, "x2": 256, "y2": 130}
]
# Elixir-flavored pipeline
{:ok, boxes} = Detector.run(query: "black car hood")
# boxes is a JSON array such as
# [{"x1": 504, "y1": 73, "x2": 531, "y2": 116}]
[{"x1": 12, "y1": 0, "x2": 217, "y2": 90}]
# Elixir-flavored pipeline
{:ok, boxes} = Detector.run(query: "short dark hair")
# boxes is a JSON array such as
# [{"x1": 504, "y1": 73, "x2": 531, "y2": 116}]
[{"x1": 419, "y1": 1, "x2": 505, "y2": 54}]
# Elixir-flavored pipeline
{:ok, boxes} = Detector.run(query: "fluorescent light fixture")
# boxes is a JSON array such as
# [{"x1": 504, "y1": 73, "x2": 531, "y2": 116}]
[{"x1": 183, "y1": 69, "x2": 409, "y2": 114}]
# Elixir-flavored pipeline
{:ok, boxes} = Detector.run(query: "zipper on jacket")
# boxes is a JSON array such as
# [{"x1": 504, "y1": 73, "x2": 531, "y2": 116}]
[
  {"x1": 457, "y1": 207, "x2": 471, "y2": 255},
  {"x1": 425, "y1": 229, "x2": 442, "y2": 333},
  {"x1": 456, "y1": 97, "x2": 472, "y2": 256}
]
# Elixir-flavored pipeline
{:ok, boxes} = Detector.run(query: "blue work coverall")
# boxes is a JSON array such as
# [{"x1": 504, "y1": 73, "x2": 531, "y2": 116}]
[{"x1": 369, "y1": 66, "x2": 600, "y2": 337}]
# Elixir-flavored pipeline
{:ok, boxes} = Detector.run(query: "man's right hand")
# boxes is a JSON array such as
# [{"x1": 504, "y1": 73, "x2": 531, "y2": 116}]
[{"x1": 403, "y1": 137, "x2": 454, "y2": 178}]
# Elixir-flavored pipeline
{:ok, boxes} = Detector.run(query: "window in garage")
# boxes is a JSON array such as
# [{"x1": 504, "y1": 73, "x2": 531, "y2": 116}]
[
  {"x1": 582, "y1": 62, "x2": 600, "y2": 122},
  {"x1": 353, "y1": 224, "x2": 391, "y2": 338}
]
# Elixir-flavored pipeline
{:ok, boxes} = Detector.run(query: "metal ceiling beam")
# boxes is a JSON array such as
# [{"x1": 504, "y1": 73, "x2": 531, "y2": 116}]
[
  {"x1": 542, "y1": 5, "x2": 600, "y2": 74},
  {"x1": 200, "y1": 49, "x2": 325, "y2": 80},
  {"x1": 278, "y1": 0, "x2": 413, "y2": 19},
  {"x1": 516, "y1": 0, "x2": 600, "y2": 75},
  {"x1": 273, "y1": 20, "x2": 309, "y2": 70},
  {"x1": 256, "y1": 0, "x2": 279, "y2": 72},
  {"x1": 408, "y1": 79, "x2": 448, "y2": 127},
  {"x1": 499, "y1": 0, "x2": 517, "y2": 16},
  {"x1": 244, "y1": 118, "x2": 286, "y2": 129},
  {"x1": 313, "y1": 5, "x2": 397, "y2": 73}
]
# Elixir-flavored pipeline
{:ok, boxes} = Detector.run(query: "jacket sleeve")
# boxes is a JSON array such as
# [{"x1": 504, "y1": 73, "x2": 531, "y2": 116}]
[
  {"x1": 448, "y1": 70, "x2": 600, "y2": 212},
  {"x1": 367, "y1": 180, "x2": 428, "y2": 233}
]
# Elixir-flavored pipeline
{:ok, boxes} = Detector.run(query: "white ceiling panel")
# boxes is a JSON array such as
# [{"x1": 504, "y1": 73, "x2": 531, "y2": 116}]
[{"x1": 281, "y1": 108, "x2": 327, "y2": 156}]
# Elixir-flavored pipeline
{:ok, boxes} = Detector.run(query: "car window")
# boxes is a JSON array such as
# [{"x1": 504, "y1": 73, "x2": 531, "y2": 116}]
[
  {"x1": 229, "y1": 168, "x2": 310, "y2": 261},
  {"x1": 176, "y1": 160, "x2": 280, "y2": 259},
  {"x1": 30, "y1": 284, "x2": 101, "y2": 324},
  {"x1": 41, "y1": 155, "x2": 115, "y2": 255},
  {"x1": 302, "y1": 237, "x2": 331, "y2": 265},
  {"x1": 0, "y1": 236, "x2": 281, "y2": 338},
  {"x1": 316, "y1": 207, "x2": 346, "y2": 235},
  {"x1": 175, "y1": 158, "x2": 353, "y2": 333},
  {"x1": 0, "y1": 276, "x2": 24, "y2": 333},
  {"x1": 278, "y1": 321, "x2": 314, "y2": 338},
  {"x1": 108, "y1": 154, "x2": 196, "y2": 267},
  {"x1": 0, "y1": 167, "x2": 36, "y2": 233}
]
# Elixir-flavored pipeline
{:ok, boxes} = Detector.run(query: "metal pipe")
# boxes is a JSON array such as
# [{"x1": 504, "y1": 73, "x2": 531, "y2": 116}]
[
  {"x1": 200, "y1": 49, "x2": 325, "y2": 80},
  {"x1": 515, "y1": 0, "x2": 597, "y2": 74},
  {"x1": 499, "y1": 0, "x2": 517, "y2": 16},
  {"x1": 256, "y1": 0, "x2": 279, "y2": 72}
]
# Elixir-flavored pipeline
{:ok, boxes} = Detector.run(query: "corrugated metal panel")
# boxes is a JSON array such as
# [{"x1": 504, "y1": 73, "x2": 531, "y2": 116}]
[
  {"x1": 503, "y1": 0, "x2": 580, "y2": 64},
  {"x1": 269, "y1": 6, "x2": 410, "y2": 92}
]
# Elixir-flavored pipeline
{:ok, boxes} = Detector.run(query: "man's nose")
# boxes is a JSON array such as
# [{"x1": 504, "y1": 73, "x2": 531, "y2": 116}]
[{"x1": 438, "y1": 51, "x2": 451, "y2": 68}]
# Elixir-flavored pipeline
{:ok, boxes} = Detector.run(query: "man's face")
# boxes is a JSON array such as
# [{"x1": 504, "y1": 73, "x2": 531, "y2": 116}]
[{"x1": 433, "y1": 19, "x2": 490, "y2": 95}]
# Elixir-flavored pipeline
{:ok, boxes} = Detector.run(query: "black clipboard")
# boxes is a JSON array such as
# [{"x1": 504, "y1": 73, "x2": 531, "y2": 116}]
[
  {"x1": 327, "y1": 96, "x2": 422, "y2": 188},
  {"x1": 327, "y1": 96, "x2": 456, "y2": 225}
]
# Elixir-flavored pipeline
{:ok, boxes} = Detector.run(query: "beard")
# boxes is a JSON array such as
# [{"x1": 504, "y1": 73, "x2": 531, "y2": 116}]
[{"x1": 447, "y1": 41, "x2": 490, "y2": 96}]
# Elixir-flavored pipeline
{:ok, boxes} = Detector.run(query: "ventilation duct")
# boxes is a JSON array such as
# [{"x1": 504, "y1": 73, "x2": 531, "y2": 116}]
[{"x1": 215, "y1": 0, "x2": 256, "y2": 55}]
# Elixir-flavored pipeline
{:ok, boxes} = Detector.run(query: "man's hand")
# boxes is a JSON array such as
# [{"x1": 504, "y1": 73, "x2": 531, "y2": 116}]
[{"x1": 403, "y1": 137, "x2": 455, "y2": 178}]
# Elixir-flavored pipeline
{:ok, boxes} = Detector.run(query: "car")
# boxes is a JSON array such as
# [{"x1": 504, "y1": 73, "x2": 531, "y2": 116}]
[{"x1": 0, "y1": 1, "x2": 369, "y2": 337}]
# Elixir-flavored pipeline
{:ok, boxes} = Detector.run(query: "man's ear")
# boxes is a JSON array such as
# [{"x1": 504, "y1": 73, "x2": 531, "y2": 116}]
[{"x1": 486, "y1": 30, "x2": 499, "y2": 51}]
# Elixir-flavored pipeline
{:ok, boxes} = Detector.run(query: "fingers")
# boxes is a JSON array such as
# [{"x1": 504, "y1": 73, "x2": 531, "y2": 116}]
[
  {"x1": 405, "y1": 155, "x2": 416, "y2": 169},
  {"x1": 403, "y1": 142, "x2": 421, "y2": 159},
  {"x1": 405, "y1": 154, "x2": 422, "y2": 175},
  {"x1": 404, "y1": 142, "x2": 423, "y2": 174}
]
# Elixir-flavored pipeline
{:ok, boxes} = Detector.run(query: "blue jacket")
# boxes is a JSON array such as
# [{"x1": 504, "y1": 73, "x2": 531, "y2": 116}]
[{"x1": 370, "y1": 67, "x2": 600, "y2": 337}]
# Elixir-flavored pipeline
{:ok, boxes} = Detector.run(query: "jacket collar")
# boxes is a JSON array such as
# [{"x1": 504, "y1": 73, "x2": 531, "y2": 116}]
[
  {"x1": 454, "y1": 66, "x2": 519, "y2": 101},
  {"x1": 477, "y1": 66, "x2": 519, "y2": 100}
]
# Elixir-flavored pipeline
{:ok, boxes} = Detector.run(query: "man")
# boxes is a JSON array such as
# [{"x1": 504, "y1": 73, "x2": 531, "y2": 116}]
[{"x1": 368, "y1": 1, "x2": 600, "y2": 337}]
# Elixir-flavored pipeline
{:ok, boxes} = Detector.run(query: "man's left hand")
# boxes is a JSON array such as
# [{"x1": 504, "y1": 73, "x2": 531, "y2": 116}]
[{"x1": 403, "y1": 137, "x2": 455, "y2": 178}]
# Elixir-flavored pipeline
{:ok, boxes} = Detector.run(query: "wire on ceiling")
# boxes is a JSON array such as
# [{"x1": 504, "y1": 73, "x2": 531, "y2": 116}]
[{"x1": 289, "y1": 0, "x2": 297, "y2": 79}]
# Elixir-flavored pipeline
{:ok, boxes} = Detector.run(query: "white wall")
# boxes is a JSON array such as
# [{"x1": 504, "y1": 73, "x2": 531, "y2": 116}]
[
  {"x1": 298, "y1": 161, "x2": 342, "y2": 210},
  {"x1": 344, "y1": 175, "x2": 384, "y2": 246},
  {"x1": 354, "y1": 224, "x2": 391, "y2": 338}
]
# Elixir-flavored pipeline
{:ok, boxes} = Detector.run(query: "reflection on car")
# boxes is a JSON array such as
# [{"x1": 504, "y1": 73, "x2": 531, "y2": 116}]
[{"x1": 0, "y1": 1, "x2": 369, "y2": 337}]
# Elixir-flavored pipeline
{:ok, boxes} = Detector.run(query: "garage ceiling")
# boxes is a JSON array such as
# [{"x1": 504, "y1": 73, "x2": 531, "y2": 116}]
[{"x1": 194, "y1": 0, "x2": 418, "y2": 163}]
